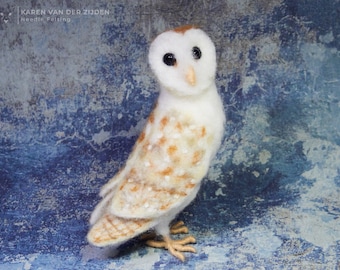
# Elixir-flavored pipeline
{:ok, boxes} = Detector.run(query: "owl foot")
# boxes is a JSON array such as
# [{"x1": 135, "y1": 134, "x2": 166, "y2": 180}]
[
  {"x1": 140, "y1": 220, "x2": 189, "y2": 241},
  {"x1": 170, "y1": 220, "x2": 189, "y2": 234},
  {"x1": 142, "y1": 221, "x2": 196, "y2": 261},
  {"x1": 146, "y1": 235, "x2": 196, "y2": 262}
]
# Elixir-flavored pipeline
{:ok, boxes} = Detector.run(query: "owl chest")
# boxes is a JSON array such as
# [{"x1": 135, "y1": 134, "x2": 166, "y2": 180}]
[
  {"x1": 120, "y1": 111, "x2": 210, "y2": 200},
  {"x1": 134, "y1": 108, "x2": 217, "y2": 172},
  {"x1": 113, "y1": 107, "x2": 221, "y2": 214}
]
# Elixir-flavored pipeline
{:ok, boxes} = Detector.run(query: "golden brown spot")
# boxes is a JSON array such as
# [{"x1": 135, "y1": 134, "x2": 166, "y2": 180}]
[
  {"x1": 201, "y1": 126, "x2": 206, "y2": 137},
  {"x1": 134, "y1": 220, "x2": 143, "y2": 227},
  {"x1": 175, "y1": 122, "x2": 182, "y2": 131},
  {"x1": 141, "y1": 141, "x2": 152, "y2": 155},
  {"x1": 185, "y1": 183, "x2": 196, "y2": 189},
  {"x1": 128, "y1": 168, "x2": 137, "y2": 177},
  {"x1": 192, "y1": 150, "x2": 204, "y2": 165},
  {"x1": 138, "y1": 131, "x2": 145, "y2": 142},
  {"x1": 173, "y1": 25, "x2": 197, "y2": 34},
  {"x1": 160, "y1": 116, "x2": 169, "y2": 128},
  {"x1": 130, "y1": 185, "x2": 139, "y2": 192},
  {"x1": 167, "y1": 145, "x2": 178, "y2": 156},
  {"x1": 160, "y1": 203, "x2": 170, "y2": 211},
  {"x1": 158, "y1": 136, "x2": 167, "y2": 146},
  {"x1": 148, "y1": 111, "x2": 155, "y2": 124},
  {"x1": 166, "y1": 188, "x2": 187, "y2": 197},
  {"x1": 160, "y1": 167, "x2": 174, "y2": 176},
  {"x1": 177, "y1": 172, "x2": 192, "y2": 180},
  {"x1": 119, "y1": 183, "x2": 125, "y2": 191}
]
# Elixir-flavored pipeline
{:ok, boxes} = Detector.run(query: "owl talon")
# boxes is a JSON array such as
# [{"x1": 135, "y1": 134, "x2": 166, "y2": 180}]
[
  {"x1": 140, "y1": 221, "x2": 189, "y2": 241},
  {"x1": 170, "y1": 221, "x2": 189, "y2": 234},
  {"x1": 146, "y1": 235, "x2": 196, "y2": 262}
]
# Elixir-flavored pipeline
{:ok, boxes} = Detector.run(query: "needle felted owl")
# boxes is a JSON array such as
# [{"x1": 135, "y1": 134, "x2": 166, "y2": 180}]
[{"x1": 87, "y1": 25, "x2": 225, "y2": 261}]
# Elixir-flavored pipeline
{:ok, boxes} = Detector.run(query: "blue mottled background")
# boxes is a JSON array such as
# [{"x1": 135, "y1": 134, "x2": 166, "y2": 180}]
[{"x1": 1, "y1": 0, "x2": 339, "y2": 269}]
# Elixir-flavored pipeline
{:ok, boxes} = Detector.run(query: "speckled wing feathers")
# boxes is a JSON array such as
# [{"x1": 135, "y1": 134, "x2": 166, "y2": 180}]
[
  {"x1": 88, "y1": 108, "x2": 214, "y2": 246},
  {"x1": 87, "y1": 214, "x2": 153, "y2": 247},
  {"x1": 110, "y1": 108, "x2": 214, "y2": 219}
]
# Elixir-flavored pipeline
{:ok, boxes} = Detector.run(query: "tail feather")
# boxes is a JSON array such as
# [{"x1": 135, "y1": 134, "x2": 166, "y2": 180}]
[{"x1": 87, "y1": 214, "x2": 153, "y2": 247}]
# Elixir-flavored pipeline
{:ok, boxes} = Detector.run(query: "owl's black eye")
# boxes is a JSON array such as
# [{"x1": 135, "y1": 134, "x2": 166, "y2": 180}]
[
  {"x1": 192, "y1": 46, "x2": 202, "y2": 60},
  {"x1": 163, "y1": 53, "x2": 177, "y2": 66}
]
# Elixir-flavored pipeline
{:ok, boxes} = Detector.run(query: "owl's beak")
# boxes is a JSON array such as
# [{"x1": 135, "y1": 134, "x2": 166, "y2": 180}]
[{"x1": 185, "y1": 66, "x2": 196, "y2": 86}]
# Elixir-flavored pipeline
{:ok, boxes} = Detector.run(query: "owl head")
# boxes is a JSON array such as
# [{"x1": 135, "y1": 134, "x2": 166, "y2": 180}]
[{"x1": 149, "y1": 26, "x2": 217, "y2": 97}]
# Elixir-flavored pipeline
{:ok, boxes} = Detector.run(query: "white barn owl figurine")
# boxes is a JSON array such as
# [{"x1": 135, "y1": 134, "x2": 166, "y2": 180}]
[{"x1": 87, "y1": 25, "x2": 225, "y2": 261}]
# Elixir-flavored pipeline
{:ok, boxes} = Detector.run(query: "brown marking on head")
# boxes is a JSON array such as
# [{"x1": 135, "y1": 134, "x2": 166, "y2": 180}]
[{"x1": 173, "y1": 25, "x2": 198, "y2": 34}]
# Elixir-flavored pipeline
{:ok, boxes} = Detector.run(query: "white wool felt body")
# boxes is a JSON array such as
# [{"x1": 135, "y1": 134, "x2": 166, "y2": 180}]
[{"x1": 87, "y1": 26, "x2": 225, "y2": 262}]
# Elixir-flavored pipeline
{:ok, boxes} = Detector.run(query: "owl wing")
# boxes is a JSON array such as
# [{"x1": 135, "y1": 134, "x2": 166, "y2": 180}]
[
  {"x1": 109, "y1": 113, "x2": 214, "y2": 219},
  {"x1": 87, "y1": 213, "x2": 155, "y2": 247}
]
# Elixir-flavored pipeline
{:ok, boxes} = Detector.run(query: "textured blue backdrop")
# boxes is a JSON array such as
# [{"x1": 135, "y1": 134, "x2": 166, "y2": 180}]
[{"x1": 0, "y1": 0, "x2": 339, "y2": 269}]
